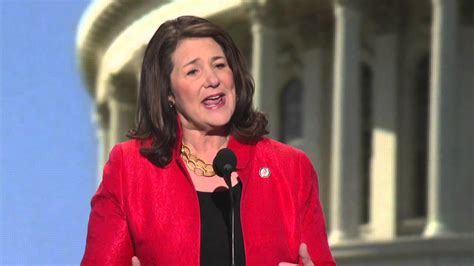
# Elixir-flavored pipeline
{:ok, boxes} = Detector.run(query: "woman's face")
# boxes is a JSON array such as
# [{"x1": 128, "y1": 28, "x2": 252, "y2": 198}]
[{"x1": 170, "y1": 37, "x2": 236, "y2": 133}]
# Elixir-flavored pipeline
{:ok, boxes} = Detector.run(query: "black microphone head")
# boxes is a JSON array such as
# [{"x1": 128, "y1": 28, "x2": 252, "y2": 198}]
[{"x1": 213, "y1": 148, "x2": 237, "y2": 177}]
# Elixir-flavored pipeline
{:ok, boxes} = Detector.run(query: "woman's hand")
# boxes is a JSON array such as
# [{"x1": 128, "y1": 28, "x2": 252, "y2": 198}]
[
  {"x1": 279, "y1": 243, "x2": 314, "y2": 266},
  {"x1": 131, "y1": 243, "x2": 313, "y2": 266},
  {"x1": 131, "y1": 256, "x2": 141, "y2": 266}
]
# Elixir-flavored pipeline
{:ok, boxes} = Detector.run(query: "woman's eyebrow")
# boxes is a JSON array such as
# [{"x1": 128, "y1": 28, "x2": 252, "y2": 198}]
[
  {"x1": 211, "y1": 56, "x2": 225, "y2": 62},
  {"x1": 183, "y1": 57, "x2": 200, "y2": 68},
  {"x1": 182, "y1": 55, "x2": 225, "y2": 68}
]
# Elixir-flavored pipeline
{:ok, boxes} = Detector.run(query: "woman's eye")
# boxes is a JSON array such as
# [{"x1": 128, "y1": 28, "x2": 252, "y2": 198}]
[
  {"x1": 215, "y1": 63, "x2": 226, "y2": 69},
  {"x1": 186, "y1": 69, "x2": 198, "y2": 76}
]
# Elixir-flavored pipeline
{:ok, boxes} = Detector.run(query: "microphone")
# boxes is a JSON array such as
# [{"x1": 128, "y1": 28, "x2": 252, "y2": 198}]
[
  {"x1": 212, "y1": 148, "x2": 237, "y2": 266},
  {"x1": 213, "y1": 148, "x2": 237, "y2": 184}
]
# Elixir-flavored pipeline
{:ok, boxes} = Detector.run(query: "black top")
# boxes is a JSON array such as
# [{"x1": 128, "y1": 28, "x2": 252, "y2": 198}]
[{"x1": 197, "y1": 181, "x2": 246, "y2": 266}]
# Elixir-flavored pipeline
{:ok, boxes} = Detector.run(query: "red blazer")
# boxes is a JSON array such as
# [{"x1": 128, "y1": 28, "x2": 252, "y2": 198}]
[{"x1": 82, "y1": 134, "x2": 335, "y2": 265}]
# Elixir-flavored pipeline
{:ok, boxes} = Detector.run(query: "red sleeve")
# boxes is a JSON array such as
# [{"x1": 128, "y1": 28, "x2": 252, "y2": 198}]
[
  {"x1": 81, "y1": 145, "x2": 134, "y2": 266},
  {"x1": 298, "y1": 153, "x2": 336, "y2": 266}
]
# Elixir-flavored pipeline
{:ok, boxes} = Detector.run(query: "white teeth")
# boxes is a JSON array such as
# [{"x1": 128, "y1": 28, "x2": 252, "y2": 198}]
[
  {"x1": 203, "y1": 94, "x2": 224, "y2": 107},
  {"x1": 205, "y1": 94, "x2": 222, "y2": 101}
]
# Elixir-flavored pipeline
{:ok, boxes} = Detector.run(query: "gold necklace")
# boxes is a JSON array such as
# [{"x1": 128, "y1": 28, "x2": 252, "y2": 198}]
[{"x1": 180, "y1": 143, "x2": 215, "y2": 177}]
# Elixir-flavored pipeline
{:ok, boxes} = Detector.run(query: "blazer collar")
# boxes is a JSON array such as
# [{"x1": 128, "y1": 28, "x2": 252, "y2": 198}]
[{"x1": 227, "y1": 135, "x2": 252, "y2": 173}]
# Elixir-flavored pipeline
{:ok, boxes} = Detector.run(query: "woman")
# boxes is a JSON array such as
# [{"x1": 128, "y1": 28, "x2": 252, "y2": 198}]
[{"x1": 82, "y1": 16, "x2": 335, "y2": 266}]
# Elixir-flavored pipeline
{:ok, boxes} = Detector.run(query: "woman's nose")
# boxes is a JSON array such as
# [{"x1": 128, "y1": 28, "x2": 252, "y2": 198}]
[{"x1": 204, "y1": 70, "x2": 220, "y2": 88}]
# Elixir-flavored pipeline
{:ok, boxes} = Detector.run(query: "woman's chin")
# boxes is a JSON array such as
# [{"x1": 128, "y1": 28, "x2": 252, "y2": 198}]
[
  {"x1": 207, "y1": 121, "x2": 230, "y2": 131},
  {"x1": 204, "y1": 112, "x2": 232, "y2": 125},
  {"x1": 202, "y1": 118, "x2": 232, "y2": 133}
]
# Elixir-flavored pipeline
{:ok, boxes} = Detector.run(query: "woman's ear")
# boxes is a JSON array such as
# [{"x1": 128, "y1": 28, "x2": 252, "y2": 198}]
[{"x1": 168, "y1": 94, "x2": 175, "y2": 108}]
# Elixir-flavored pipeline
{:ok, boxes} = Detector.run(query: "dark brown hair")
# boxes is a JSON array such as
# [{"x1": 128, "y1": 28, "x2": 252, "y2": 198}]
[{"x1": 128, "y1": 15, "x2": 268, "y2": 167}]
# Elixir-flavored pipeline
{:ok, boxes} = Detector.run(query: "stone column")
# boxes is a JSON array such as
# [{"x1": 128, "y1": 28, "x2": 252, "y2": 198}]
[
  {"x1": 107, "y1": 73, "x2": 137, "y2": 150},
  {"x1": 94, "y1": 105, "x2": 110, "y2": 185},
  {"x1": 329, "y1": 0, "x2": 362, "y2": 244},
  {"x1": 369, "y1": 33, "x2": 399, "y2": 239},
  {"x1": 302, "y1": 48, "x2": 330, "y2": 213},
  {"x1": 108, "y1": 99, "x2": 135, "y2": 149},
  {"x1": 423, "y1": 0, "x2": 460, "y2": 237},
  {"x1": 249, "y1": 4, "x2": 279, "y2": 138},
  {"x1": 455, "y1": 25, "x2": 474, "y2": 234}
]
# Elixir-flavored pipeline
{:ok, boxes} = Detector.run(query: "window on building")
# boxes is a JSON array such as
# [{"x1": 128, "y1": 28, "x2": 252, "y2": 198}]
[
  {"x1": 413, "y1": 55, "x2": 429, "y2": 218},
  {"x1": 360, "y1": 63, "x2": 373, "y2": 225},
  {"x1": 399, "y1": 55, "x2": 430, "y2": 236},
  {"x1": 280, "y1": 78, "x2": 303, "y2": 143}
]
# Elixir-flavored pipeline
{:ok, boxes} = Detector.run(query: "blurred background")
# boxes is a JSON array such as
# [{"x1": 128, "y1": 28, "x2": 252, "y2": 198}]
[
  {"x1": 1, "y1": 0, "x2": 95, "y2": 265},
  {"x1": 2, "y1": 0, "x2": 473, "y2": 265}
]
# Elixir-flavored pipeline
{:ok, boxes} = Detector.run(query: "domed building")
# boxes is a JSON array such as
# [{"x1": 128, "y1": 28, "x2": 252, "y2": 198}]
[{"x1": 76, "y1": 0, "x2": 474, "y2": 265}]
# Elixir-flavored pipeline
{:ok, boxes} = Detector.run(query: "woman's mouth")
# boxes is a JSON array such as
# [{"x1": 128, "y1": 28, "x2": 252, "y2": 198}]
[{"x1": 202, "y1": 93, "x2": 225, "y2": 109}]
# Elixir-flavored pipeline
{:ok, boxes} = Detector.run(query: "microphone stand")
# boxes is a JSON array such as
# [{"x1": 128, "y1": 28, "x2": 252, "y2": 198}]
[
  {"x1": 213, "y1": 148, "x2": 237, "y2": 266},
  {"x1": 223, "y1": 172, "x2": 235, "y2": 266}
]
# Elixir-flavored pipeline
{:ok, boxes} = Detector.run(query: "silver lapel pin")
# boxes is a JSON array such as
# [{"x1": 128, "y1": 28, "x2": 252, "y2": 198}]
[{"x1": 259, "y1": 167, "x2": 270, "y2": 178}]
